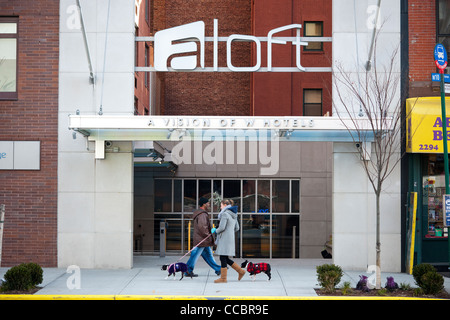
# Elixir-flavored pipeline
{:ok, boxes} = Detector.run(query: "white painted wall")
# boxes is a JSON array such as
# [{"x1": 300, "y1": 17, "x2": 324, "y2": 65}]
[
  {"x1": 332, "y1": 0, "x2": 402, "y2": 272},
  {"x1": 58, "y1": 0, "x2": 135, "y2": 268}
]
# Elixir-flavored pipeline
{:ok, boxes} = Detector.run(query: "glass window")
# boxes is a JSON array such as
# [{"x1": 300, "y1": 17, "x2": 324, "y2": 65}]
[
  {"x1": 242, "y1": 213, "x2": 270, "y2": 258},
  {"x1": 154, "y1": 214, "x2": 182, "y2": 252},
  {"x1": 272, "y1": 215, "x2": 299, "y2": 258},
  {"x1": 437, "y1": 0, "x2": 450, "y2": 73},
  {"x1": 423, "y1": 154, "x2": 448, "y2": 238},
  {"x1": 0, "y1": 18, "x2": 18, "y2": 100},
  {"x1": 183, "y1": 179, "x2": 197, "y2": 212},
  {"x1": 242, "y1": 180, "x2": 256, "y2": 213},
  {"x1": 291, "y1": 180, "x2": 300, "y2": 213},
  {"x1": 199, "y1": 179, "x2": 212, "y2": 203},
  {"x1": 304, "y1": 21, "x2": 323, "y2": 51},
  {"x1": 224, "y1": 180, "x2": 241, "y2": 211},
  {"x1": 212, "y1": 180, "x2": 222, "y2": 212},
  {"x1": 257, "y1": 180, "x2": 270, "y2": 214},
  {"x1": 154, "y1": 179, "x2": 172, "y2": 212},
  {"x1": 272, "y1": 180, "x2": 289, "y2": 213},
  {"x1": 304, "y1": 89, "x2": 322, "y2": 116},
  {"x1": 174, "y1": 179, "x2": 182, "y2": 212},
  {"x1": 438, "y1": 0, "x2": 450, "y2": 34},
  {"x1": 149, "y1": 178, "x2": 302, "y2": 257}
]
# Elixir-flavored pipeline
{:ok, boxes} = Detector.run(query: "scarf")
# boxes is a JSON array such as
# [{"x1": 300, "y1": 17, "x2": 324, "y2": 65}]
[{"x1": 218, "y1": 204, "x2": 231, "y2": 220}]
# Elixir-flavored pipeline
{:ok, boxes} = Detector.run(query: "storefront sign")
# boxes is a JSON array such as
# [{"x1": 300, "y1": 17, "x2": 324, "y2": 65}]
[
  {"x1": 136, "y1": 20, "x2": 332, "y2": 73},
  {"x1": 406, "y1": 97, "x2": 450, "y2": 153}
]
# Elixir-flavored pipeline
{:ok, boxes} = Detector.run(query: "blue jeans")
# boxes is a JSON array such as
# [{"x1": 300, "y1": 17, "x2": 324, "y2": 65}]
[{"x1": 186, "y1": 246, "x2": 221, "y2": 275}]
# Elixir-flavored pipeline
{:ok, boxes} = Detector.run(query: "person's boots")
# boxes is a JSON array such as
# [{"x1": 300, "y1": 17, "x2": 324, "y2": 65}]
[
  {"x1": 231, "y1": 262, "x2": 246, "y2": 281},
  {"x1": 214, "y1": 268, "x2": 227, "y2": 283}
]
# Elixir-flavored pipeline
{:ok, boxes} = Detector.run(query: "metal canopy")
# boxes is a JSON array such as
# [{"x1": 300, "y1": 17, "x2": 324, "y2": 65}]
[
  {"x1": 68, "y1": 114, "x2": 383, "y2": 159},
  {"x1": 69, "y1": 114, "x2": 379, "y2": 142}
]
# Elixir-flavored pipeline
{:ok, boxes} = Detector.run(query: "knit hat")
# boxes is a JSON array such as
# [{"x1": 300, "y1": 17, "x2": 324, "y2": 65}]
[{"x1": 199, "y1": 197, "x2": 209, "y2": 207}]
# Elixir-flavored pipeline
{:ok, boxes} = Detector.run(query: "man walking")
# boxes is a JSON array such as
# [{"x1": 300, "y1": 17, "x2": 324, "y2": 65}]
[{"x1": 185, "y1": 197, "x2": 221, "y2": 277}]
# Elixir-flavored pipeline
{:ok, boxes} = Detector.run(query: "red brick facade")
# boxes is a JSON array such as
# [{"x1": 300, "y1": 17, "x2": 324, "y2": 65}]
[
  {"x1": 408, "y1": 0, "x2": 440, "y2": 97},
  {"x1": 253, "y1": 0, "x2": 332, "y2": 116},
  {"x1": 150, "y1": 0, "x2": 331, "y2": 117},
  {"x1": 151, "y1": 0, "x2": 252, "y2": 116},
  {"x1": 0, "y1": 1, "x2": 59, "y2": 267}
]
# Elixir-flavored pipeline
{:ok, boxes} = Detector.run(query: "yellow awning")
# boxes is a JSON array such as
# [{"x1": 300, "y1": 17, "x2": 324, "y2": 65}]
[{"x1": 406, "y1": 97, "x2": 450, "y2": 153}]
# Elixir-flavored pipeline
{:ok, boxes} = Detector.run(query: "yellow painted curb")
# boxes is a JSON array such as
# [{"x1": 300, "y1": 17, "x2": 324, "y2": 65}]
[{"x1": 0, "y1": 294, "x2": 444, "y2": 301}]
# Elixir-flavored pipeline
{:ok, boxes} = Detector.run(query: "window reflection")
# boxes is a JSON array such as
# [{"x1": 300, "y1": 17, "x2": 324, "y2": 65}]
[
  {"x1": 154, "y1": 179, "x2": 172, "y2": 212},
  {"x1": 242, "y1": 213, "x2": 270, "y2": 258},
  {"x1": 257, "y1": 180, "x2": 270, "y2": 213},
  {"x1": 148, "y1": 178, "x2": 301, "y2": 258},
  {"x1": 184, "y1": 180, "x2": 196, "y2": 212},
  {"x1": 154, "y1": 214, "x2": 182, "y2": 252},
  {"x1": 174, "y1": 179, "x2": 182, "y2": 212},
  {"x1": 272, "y1": 180, "x2": 289, "y2": 213},
  {"x1": 224, "y1": 180, "x2": 241, "y2": 210},
  {"x1": 243, "y1": 180, "x2": 255, "y2": 213},
  {"x1": 272, "y1": 215, "x2": 299, "y2": 258}
]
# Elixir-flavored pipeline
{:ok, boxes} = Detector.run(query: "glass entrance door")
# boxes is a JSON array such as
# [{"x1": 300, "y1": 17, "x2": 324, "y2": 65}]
[{"x1": 135, "y1": 178, "x2": 301, "y2": 258}]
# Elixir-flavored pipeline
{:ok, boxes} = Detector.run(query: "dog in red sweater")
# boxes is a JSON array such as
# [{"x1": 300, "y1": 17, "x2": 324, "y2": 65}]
[{"x1": 241, "y1": 260, "x2": 271, "y2": 281}]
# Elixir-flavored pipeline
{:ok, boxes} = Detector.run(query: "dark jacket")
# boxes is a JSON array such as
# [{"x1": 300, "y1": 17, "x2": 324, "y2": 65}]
[{"x1": 192, "y1": 208, "x2": 214, "y2": 247}]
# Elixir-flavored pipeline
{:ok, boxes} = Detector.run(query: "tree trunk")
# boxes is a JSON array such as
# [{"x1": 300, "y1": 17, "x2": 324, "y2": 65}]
[{"x1": 376, "y1": 190, "x2": 381, "y2": 289}]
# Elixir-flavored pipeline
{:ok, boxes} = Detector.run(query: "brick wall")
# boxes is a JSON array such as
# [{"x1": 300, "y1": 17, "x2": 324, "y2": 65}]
[
  {"x1": 253, "y1": 0, "x2": 332, "y2": 116},
  {"x1": 152, "y1": 0, "x2": 252, "y2": 116},
  {"x1": 408, "y1": 0, "x2": 439, "y2": 97},
  {"x1": 151, "y1": 0, "x2": 331, "y2": 117},
  {"x1": 0, "y1": 1, "x2": 59, "y2": 267}
]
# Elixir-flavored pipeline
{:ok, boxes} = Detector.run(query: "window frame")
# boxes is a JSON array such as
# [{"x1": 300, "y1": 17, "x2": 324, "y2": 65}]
[
  {"x1": 303, "y1": 21, "x2": 323, "y2": 52},
  {"x1": 303, "y1": 88, "x2": 323, "y2": 116},
  {"x1": 0, "y1": 16, "x2": 18, "y2": 100}
]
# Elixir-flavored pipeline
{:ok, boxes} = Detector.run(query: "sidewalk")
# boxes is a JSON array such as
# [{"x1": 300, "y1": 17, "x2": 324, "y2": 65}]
[{"x1": 1, "y1": 256, "x2": 450, "y2": 299}]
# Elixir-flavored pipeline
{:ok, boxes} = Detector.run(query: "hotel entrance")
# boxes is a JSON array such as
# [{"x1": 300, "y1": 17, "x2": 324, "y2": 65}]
[{"x1": 134, "y1": 175, "x2": 300, "y2": 259}]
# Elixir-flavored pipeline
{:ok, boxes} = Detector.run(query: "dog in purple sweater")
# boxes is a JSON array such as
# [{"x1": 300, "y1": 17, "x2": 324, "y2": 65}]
[{"x1": 161, "y1": 263, "x2": 191, "y2": 280}]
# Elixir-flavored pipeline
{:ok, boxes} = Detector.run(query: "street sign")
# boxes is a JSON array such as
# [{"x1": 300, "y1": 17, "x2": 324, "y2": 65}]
[
  {"x1": 432, "y1": 73, "x2": 450, "y2": 83},
  {"x1": 444, "y1": 194, "x2": 450, "y2": 227},
  {"x1": 435, "y1": 44, "x2": 448, "y2": 70}
]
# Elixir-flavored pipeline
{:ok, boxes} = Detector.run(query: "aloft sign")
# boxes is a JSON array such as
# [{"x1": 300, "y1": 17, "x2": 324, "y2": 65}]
[{"x1": 135, "y1": 20, "x2": 332, "y2": 73}]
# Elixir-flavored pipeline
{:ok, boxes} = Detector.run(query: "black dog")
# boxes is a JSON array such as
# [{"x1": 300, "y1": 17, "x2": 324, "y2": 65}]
[
  {"x1": 161, "y1": 262, "x2": 191, "y2": 280},
  {"x1": 241, "y1": 260, "x2": 271, "y2": 281}
]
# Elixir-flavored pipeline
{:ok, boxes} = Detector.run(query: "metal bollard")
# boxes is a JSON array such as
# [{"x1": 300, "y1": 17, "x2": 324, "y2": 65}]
[{"x1": 160, "y1": 220, "x2": 166, "y2": 258}]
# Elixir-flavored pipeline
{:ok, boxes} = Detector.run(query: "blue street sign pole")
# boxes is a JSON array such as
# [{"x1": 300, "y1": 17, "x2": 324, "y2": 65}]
[
  {"x1": 435, "y1": 43, "x2": 450, "y2": 271},
  {"x1": 440, "y1": 71, "x2": 449, "y2": 195},
  {"x1": 435, "y1": 44, "x2": 450, "y2": 194}
]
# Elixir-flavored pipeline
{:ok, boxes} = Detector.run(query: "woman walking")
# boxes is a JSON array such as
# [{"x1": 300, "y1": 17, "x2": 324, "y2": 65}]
[{"x1": 212, "y1": 199, "x2": 246, "y2": 283}]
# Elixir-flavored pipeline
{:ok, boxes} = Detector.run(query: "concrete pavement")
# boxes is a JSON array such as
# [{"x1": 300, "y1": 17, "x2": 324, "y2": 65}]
[{"x1": 1, "y1": 256, "x2": 449, "y2": 299}]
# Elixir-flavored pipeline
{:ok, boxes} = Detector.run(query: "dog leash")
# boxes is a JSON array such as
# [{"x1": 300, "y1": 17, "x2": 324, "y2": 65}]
[{"x1": 167, "y1": 233, "x2": 213, "y2": 271}]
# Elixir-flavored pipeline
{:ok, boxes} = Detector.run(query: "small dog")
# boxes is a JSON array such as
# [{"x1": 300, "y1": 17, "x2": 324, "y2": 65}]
[
  {"x1": 161, "y1": 262, "x2": 191, "y2": 280},
  {"x1": 241, "y1": 260, "x2": 271, "y2": 281}
]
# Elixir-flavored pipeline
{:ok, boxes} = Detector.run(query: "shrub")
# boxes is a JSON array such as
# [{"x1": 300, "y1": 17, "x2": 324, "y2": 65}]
[
  {"x1": 421, "y1": 271, "x2": 444, "y2": 295},
  {"x1": 412, "y1": 263, "x2": 436, "y2": 288},
  {"x1": 1, "y1": 262, "x2": 43, "y2": 292},
  {"x1": 316, "y1": 264, "x2": 343, "y2": 293},
  {"x1": 2, "y1": 264, "x2": 33, "y2": 291},
  {"x1": 412, "y1": 263, "x2": 444, "y2": 295},
  {"x1": 25, "y1": 262, "x2": 43, "y2": 287}
]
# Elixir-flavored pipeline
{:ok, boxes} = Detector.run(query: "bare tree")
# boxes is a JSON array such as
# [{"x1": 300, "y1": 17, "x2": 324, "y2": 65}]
[{"x1": 332, "y1": 32, "x2": 408, "y2": 289}]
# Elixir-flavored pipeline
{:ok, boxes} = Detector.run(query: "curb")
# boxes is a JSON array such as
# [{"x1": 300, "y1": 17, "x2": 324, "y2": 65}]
[{"x1": 0, "y1": 294, "x2": 443, "y2": 300}]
